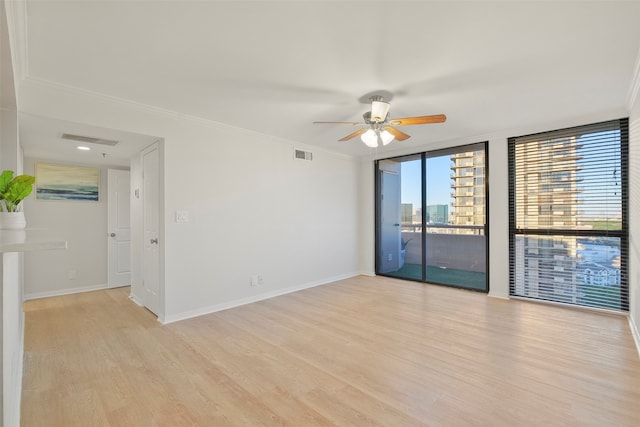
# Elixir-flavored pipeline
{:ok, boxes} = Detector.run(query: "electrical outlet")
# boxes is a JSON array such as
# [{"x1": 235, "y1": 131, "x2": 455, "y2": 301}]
[
  {"x1": 68, "y1": 269, "x2": 77, "y2": 280},
  {"x1": 388, "y1": 253, "x2": 393, "y2": 261},
  {"x1": 250, "y1": 275, "x2": 259, "y2": 286},
  {"x1": 258, "y1": 275, "x2": 264, "y2": 285}
]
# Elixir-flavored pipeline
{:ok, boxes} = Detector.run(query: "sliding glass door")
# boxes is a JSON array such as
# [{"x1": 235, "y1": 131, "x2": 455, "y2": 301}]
[{"x1": 376, "y1": 143, "x2": 488, "y2": 292}]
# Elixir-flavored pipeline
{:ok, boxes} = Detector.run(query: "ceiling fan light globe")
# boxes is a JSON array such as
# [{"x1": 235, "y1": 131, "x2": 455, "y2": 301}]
[
  {"x1": 361, "y1": 129, "x2": 378, "y2": 147},
  {"x1": 370, "y1": 101, "x2": 390, "y2": 122},
  {"x1": 380, "y1": 130, "x2": 395, "y2": 145}
]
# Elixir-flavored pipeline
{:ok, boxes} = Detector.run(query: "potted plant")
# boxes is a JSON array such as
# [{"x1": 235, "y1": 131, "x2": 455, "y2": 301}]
[{"x1": 0, "y1": 170, "x2": 35, "y2": 229}]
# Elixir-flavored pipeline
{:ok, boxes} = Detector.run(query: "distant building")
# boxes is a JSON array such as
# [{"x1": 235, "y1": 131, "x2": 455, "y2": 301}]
[
  {"x1": 425, "y1": 204, "x2": 448, "y2": 223},
  {"x1": 401, "y1": 203, "x2": 413, "y2": 223},
  {"x1": 580, "y1": 264, "x2": 620, "y2": 286}
]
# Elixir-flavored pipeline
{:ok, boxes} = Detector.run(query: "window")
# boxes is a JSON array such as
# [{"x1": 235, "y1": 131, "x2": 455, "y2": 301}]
[
  {"x1": 509, "y1": 119, "x2": 628, "y2": 311},
  {"x1": 375, "y1": 142, "x2": 488, "y2": 292}
]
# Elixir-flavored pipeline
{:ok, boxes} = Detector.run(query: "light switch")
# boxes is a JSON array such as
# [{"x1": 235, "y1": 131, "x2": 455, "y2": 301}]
[{"x1": 176, "y1": 210, "x2": 189, "y2": 223}]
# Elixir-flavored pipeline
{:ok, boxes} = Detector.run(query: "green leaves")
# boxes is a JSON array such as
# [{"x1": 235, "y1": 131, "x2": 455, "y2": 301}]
[
  {"x1": 0, "y1": 170, "x2": 13, "y2": 194},
  {"x1": 0, "y1": 170, "x2": 35, "y2": 212}
]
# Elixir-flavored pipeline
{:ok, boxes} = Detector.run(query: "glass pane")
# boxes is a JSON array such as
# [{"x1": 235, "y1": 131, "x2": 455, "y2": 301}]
[
  {"x1": 514, "y1": 128, "x2": 622, "y2": 231},
  {"x1": 378, "y1": 157, "x2": 423, "y2": 280},
  {"x1": 376, "y1": 143, "x2": 488, "y2": 292},
  {"x1": 513, "y1": 235, "x2": 623, "y2": 310},
  {"x1": 576, "y1": 130, "x2": 622, "y2": 230},
  {"x1": 424, "y1": 149, "x2": 486, "y2": 291}
]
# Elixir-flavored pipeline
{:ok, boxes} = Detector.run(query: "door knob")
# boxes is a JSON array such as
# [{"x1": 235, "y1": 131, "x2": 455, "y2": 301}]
[
  {"x1": 110, "y1": 233, "x2": 116, "y2": 237},
  {"x1": 150, "y1": 238, "x2": 158, "y2": 244}
]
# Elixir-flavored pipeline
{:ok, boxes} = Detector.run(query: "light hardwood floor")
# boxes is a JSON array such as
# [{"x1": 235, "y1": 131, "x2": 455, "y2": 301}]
[{"x1": 21, "y1": 276, "x2": 640, "y2": 426}]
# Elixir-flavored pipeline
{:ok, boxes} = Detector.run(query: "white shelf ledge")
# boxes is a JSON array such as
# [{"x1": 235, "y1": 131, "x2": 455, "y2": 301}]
[{"x1": 0, "y1": 228, "x2": 67, "y2": 253}]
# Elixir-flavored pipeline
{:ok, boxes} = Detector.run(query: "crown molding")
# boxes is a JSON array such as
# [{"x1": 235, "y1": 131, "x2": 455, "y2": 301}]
[
  {"x1": 22, "y1": 76, "x2": 354, "y2": 160},
  {"x1": 4, "y1": 0, "x2": 28, "y2": 83},
  {"x1": 627, "y1": 46, "x2": 640, "y2": 111}
]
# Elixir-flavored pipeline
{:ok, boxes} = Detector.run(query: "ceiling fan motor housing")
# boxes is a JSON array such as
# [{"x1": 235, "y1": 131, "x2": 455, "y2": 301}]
[
  {"x1": 363, "y1": 111, "x2": 388, "y2": 125},
  {"x1": 370, "y1": 98, "x2": 391, "y2": 123}
]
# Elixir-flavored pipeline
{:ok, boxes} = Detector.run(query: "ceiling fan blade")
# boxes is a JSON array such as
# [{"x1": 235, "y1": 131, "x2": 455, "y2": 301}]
[
  {"x1": 338, "y1": 128, "x2": 367, "y2": 142},
  {"x1": 384, "y1": 126, "x2": 411, "y2": 141},
  {"x1": 313, "y1": 121, "x2": 362, "y2": 125},
  {"x1": 389, "y1": 114, "x2": 447, "y2": 126}
]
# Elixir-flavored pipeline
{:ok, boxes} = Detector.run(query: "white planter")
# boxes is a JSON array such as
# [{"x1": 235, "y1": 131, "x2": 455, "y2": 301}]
[{"x1": 0, "y1": 211, "x2": 26, "y2": 229}]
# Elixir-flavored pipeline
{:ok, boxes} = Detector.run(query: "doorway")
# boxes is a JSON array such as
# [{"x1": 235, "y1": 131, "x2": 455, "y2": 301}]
[
  {"x1": 107, "y1": 169, "x2": 131, "y2": 288},
  {"x1": 140, "y1": 143, "x2": 161, "y2": 315}
]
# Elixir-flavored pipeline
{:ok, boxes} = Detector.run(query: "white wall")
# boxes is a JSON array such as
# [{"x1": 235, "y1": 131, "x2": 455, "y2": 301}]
[
  {"x1": 628, "y1": 72, "x2": 640, "y2": 353},
  {"x1": 19, "y1": 79, "x2": 361, "y2": 322},
  {"x1": 1, "y1": 253, "x2": 22, "y2": 427},
  {"x1": 1, "y1": 0, "x2": 24, "y2": 424},
  {"x1": 22, "y1": 159, "x2": 112, "y2": 299},
  {"x1": 487, "y1": 139, "x2": 510, "y2": 299},
  {"x1": 160, "y1": 126, "x2": 359, "y2": 322},
  {"x1": 358, "y1": 160, "x2": 375, "y2": 275},
  {"x1": 129, "y1": 151, "x2": 144, "y2": 305},
  {"x1": 0, "y1": 108, "x2": 21, "y2": 427}
]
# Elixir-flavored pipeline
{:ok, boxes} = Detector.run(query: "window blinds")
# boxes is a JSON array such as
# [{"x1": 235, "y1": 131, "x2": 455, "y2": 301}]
[{"x1": 508, "y1": 119, "x2": 628, "y2": 311}]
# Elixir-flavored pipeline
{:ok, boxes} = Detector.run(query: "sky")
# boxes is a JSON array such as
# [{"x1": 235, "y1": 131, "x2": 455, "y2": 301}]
[{"x1": 400, "y1": 155, "x2": 452, "y2": 210}]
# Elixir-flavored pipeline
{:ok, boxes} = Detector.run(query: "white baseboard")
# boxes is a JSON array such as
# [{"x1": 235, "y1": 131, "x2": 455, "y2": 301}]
[
  {"x1": 24, "y1": 283, "x2": 108, "y2": 300},
  {"x1": 161, "y1": 272, "x2": 360, "y2": 324},
  {"x1": 629, "y1": 314, "x2": 640, "y2": 359},
  {"x1": 487, "y1": 292, "x2": 510, "y2": 300},
  {"x1": 128, "y1": 293, "x2": 144, "y2": 307},
  {"x1": 358, "y1": 270, "x2": 376, "y2": 277}
]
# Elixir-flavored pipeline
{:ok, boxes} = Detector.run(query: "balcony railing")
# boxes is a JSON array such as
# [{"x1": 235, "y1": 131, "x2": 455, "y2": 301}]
[{"x1": 401, "y1": 223, "x2": 485, "y2": 235}]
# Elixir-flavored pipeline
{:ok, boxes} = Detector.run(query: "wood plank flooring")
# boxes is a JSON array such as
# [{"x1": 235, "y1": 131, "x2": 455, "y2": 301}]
[{"x1": 21, "y1": 276, "x2": 640, "y2": 426}]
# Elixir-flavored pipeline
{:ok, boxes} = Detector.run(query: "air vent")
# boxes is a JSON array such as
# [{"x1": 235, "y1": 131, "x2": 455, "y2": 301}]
[
  {"x1": 294, "y1": 149, "x2": 313, "y2": 161},
  {"x1": 60, "y1": 133, "x2": 119, "y2": 146}
]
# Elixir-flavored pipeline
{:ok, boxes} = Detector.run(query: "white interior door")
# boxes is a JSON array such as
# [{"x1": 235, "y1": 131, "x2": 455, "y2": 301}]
[
  {"x1": 142, "y1": 145, "x2": 160, "y2": 315},
  {"x1": 107, "y1": 169, "x2": 131, "y2": 288}
]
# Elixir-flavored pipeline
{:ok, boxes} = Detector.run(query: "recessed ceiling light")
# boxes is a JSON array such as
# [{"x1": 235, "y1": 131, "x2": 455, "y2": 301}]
[{"x1": 77, "y1": 146, "x2": 91, "y2": 151}]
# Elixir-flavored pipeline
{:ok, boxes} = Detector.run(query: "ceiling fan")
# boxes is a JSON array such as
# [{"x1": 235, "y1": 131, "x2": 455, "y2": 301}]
[{"x1": 313, "y1": 95, "x2": 446, "y2": 148}]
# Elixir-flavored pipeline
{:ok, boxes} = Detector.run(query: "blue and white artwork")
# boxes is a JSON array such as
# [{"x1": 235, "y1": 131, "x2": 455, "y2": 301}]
[{"x1": 35, "y1": 163, "x2": 99, "y2": 201}]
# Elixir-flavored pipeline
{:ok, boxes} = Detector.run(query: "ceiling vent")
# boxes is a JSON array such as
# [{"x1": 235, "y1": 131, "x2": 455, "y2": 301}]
[
  {"x1": 294, "y1": 148, "x2": 313, "y2": 161},
  {"x1": 60, "y1": 133, "x2": 119, "y2": 146}
]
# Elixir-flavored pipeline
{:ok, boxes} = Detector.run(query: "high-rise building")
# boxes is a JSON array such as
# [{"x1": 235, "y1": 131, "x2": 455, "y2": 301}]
[
  {"x1": 514, "y1": 137, "x2": 583, "y2": 229},
  {"x1": 513, "y1": 136, "x2": 583, "y2": 303},
  {"x1": 449, "y1": 150, "x2": 485, "y2": 226}
]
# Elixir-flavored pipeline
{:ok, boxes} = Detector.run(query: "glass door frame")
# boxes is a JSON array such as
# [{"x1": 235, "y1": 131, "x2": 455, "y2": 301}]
[{"x1": 374, "y1": 142, "x2": 490, "y2": 293}]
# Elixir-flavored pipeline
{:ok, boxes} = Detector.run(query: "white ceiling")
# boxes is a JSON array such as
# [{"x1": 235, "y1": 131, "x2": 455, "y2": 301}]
[
  {"x1": 14, "y1": 1, "x2": 640, "y2": 161},
  {"x1": 19, "y1": 113, "x2": 158, "y2": 166}
]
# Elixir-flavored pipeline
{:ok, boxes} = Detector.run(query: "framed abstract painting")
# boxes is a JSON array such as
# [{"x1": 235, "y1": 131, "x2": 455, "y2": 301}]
[{"x1": 35, "y1": 163, "x2": 100, "y2": 201}]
